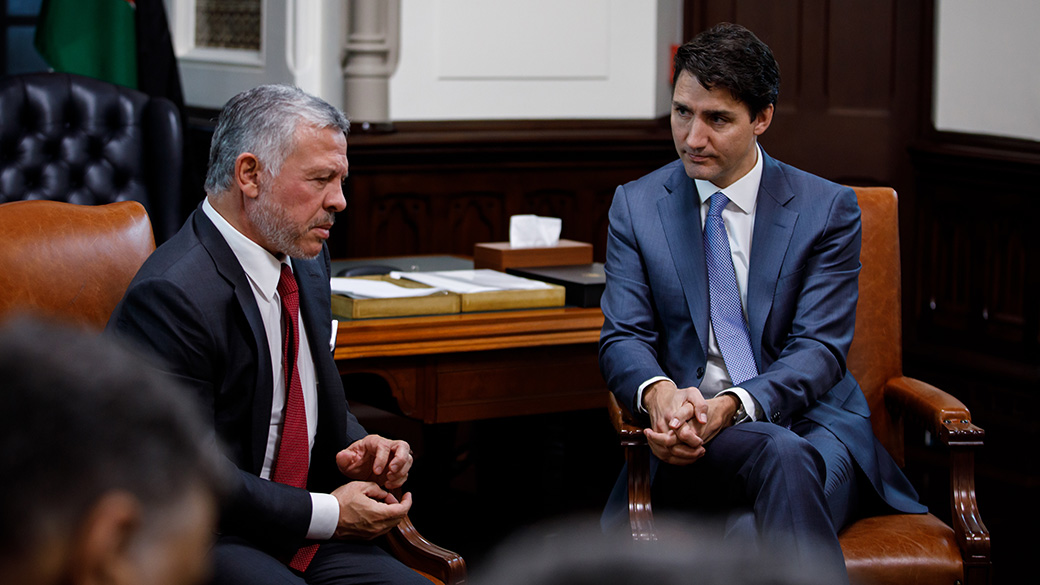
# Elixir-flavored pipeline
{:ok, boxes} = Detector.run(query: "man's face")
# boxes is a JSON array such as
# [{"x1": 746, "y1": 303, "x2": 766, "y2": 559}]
[
  {"x1": 247, "y1": 124, "x2": 349, "y2": 259},
  {"x1": 670, "y1": 70, "x2": 773, "y2": 189}
]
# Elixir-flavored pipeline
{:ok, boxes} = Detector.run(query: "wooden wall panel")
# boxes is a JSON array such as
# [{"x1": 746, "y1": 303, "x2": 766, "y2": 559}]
[
  {"x1": 828, "y1": 0, "x2": 895, "y2": 110},
  {"x1": 328, "y1": 121, "x2": 675, "y2": 261},
  {"x1": 447, "y1": 193, "x2": 500, "y2": 255},
  {"x1": 371, "y1": 193, "x2": 429, "y2": 257},
  {"x1": 685, "y1": 0, "x2": 925, "y2": 191},
  {"x1": 982, "y1": 219, "x2": 1028, "y2": 344},
  {"x1": 909, "y1": 144, "x2": 1040, "y2": 363}
]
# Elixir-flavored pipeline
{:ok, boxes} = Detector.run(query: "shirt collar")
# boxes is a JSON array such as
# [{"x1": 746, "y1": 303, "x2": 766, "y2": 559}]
[
  {"x1": 695, "y1": 143, "x2": 764, "y2": 215},
  {"x1": 202, "y1": 197, "x2": 288, "y2": 302}
]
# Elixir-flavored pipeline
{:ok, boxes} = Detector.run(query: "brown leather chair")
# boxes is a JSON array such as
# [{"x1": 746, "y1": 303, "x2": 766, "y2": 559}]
[
  {"x1": 607, "y1": 187, "x2": 991, "y2": 584},
  {"x1": 0, "y1": 199, "x2": 155, "y2": 329},
  {"x1": 0, "y1": 199, "x2": 466, "y2": 584}
]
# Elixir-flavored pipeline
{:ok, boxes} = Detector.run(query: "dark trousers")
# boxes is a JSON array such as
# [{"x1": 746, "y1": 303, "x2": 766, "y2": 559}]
[
  {"x1": 652, "y1": 420, "x2": 861, "y2": 585},
  {"x1": 210, "y1": 537, "x2": 430, "y2": 585}
]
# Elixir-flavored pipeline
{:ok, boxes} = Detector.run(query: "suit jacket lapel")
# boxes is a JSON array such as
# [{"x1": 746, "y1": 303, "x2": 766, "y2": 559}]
[
  {"x1": 747, "y1": 153, "x2": 798, "y2": 364},
  {"x1": 193, "y1": 209, "x2": 274, "y2": 474},
  {"x1": 658, "y1": 165, "x2": 710, "y2": 356},
  {"x1": 295, "y1": 255, "x2": 331, "y2": 380}
]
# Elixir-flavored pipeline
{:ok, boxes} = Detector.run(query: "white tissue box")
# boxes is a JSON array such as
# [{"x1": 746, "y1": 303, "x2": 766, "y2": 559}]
[{"x1": 473, "y1": 239, "x2": 593, "y2": 272}]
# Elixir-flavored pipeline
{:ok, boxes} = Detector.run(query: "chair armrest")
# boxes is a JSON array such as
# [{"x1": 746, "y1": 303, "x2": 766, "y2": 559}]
[
  {"x1": 883, "y1": 376, "x2": 990, "y2": 571},
  {"x1": 607, "y1": 392, "x2": 648, "y2": 446},
  {"x1": 607, "y1": 393, "x2": 655, "y2": 540},
  {"x1": 385, "y1": 515, "x2": 467, "y2": 585},
  {"x1": 883, "y1": 376, "x2": 984, "y2": 447}
]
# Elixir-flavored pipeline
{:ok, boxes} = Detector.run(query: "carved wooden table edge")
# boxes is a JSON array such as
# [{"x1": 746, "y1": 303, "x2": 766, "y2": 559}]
[{"x1": 333, "y1": 306, "x2": 605, "y2": 360}]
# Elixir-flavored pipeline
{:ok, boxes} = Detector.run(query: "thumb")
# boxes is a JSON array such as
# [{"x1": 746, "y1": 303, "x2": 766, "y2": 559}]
[
  {"x1": 336, "y1": 448, "x2": 360, "y2": 470},
  {"x1": 359, "y1": 481, "x2": 389, "y2": 501}
]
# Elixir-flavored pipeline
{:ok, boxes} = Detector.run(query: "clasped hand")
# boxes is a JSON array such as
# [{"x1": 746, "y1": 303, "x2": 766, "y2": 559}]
[
  {"x1": 642, "y1": 380, "x2": 738, "y2": 465},
  {"x1": 331, "y1": 434, "x2": 414, "y2": 539}
]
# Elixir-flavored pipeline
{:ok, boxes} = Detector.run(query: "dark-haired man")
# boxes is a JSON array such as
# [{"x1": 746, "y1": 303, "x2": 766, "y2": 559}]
[
  {"x1": 107, "y1": 85, "x2": 427, "y2": 584},
  {"x1": 599, "y1": 23, "x2": 924, "y2": 581},
  {"x1": 0, "y1": 318, "x2": 225, "y2": 585}
]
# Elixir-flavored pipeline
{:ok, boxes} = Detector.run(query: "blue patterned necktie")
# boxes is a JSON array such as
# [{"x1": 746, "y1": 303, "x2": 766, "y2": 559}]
[{"x1": 704, "y1": 192, "x2": 758, "y2": 385}]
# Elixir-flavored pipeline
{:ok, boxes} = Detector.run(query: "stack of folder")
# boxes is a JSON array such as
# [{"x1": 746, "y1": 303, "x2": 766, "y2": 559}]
[{"x1": 330, "y1": 269, "x2": 566, "y2": 319}]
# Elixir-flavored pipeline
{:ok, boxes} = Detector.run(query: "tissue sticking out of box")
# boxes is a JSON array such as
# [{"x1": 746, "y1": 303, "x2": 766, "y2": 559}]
[{"x1": 509, "y1": 214, "x2": 561, "y2": 248}]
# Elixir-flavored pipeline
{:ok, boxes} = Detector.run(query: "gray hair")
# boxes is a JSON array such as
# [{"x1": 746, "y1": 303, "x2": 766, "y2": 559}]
[
  {"x1": 204, "y1": 84, "x2": 350, "y2": 196},
  {"x1": 0, "y1": 317, "x2": 227, "y2": 556}
]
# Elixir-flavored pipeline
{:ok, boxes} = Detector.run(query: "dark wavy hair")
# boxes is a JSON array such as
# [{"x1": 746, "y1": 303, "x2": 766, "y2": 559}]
[{"x1": 672, "y1": 23, "x2": 780, "y2": 120}]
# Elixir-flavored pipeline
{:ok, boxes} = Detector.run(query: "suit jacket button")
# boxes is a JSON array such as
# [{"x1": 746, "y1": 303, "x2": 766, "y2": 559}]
[{"x1": 696, "y1": 367, "x2": 705, "y2": 378}]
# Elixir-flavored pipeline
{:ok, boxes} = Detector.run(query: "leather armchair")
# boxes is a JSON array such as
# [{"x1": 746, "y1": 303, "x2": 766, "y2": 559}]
[
  {"x1": 607, "y1": 187, "x2": 991, "y2": 584},
  {"x1": 0, "y1": 72, "x2": 183, "y2": 243}
]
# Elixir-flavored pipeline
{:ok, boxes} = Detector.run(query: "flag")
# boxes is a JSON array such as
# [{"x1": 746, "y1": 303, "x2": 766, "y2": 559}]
[
  {"x1": 133, "y1": 0, "x2": 197, "y2": 225},
  {"x1": 34, "y1": 0, "x2": 138, "y2": 88},
  {"x1": 135, "y1": 0, "x2": 184, "y2": 111}
]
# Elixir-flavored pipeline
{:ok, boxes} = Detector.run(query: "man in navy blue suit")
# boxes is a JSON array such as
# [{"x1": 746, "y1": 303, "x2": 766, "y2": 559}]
[
  {"x1": 108, "y1": 85, "x2": 427, "y2": 585},
  {"x1": 599, "y1": 23, "x2": 924, "y2": 581}
]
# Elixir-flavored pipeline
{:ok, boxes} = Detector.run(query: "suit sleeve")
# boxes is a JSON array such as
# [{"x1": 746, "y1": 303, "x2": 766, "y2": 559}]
[
  {"x1": 599, "y1": 184, "x2": 669, "y2": 413},
  {"x1": 106, "y1": 277, "x2": 314, "y2": 553},
  {"x1": 742, "y1": 186, "x2": 862, "y2": 424}
]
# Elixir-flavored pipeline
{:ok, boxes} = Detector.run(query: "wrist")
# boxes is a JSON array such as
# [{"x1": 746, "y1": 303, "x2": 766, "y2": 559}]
[
  {"x1": 720, "y1": 394, "x2": 741, "y2": 427},
  {"x1": 642, "y1": 379, "x2": 675, "y2": 415},
  {"x1": 641, "y1": 384, "x2": 656, "y2": 412}
]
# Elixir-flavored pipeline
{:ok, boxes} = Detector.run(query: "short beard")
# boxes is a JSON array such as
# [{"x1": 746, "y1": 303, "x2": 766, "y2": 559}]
[{"x1": 247, "y1": 183, "x2": 334, "y2": 260}]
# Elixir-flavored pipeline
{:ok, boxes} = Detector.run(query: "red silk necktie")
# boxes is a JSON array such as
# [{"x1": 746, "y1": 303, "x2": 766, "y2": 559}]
[{"x1": 272, "y1": 264, "x2": 319, "y2": 571}]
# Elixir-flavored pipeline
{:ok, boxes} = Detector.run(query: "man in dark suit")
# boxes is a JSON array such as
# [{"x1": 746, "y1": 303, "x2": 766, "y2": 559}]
[
  {"x1": 599, "y1": 24, "x2": 924, "y2": 581},
  {"x1": 107, "y1": 85, "x2": 427, "y2": 585}
]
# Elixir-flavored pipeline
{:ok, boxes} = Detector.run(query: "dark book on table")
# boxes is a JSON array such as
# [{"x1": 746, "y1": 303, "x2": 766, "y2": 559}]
[{"x1": 506, "y1": 263, "x2": 606, "y2": 308}]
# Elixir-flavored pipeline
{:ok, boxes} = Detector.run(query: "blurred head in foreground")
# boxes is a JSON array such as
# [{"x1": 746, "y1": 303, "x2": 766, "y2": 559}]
[
  {"x1": 474, "y1": 514, "x2": 842, "y2": 585},
  {"x1": 0, "y1": 317, "x2": 226, "y2": 585}
]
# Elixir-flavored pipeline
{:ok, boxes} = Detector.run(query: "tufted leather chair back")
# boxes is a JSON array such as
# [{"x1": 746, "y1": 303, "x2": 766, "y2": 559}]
[
  {"x1": 0, "y1": 72, "x2": 182, "y2": 243},
  {"x1": 846, "y1": 187, "x2": 905, "y2": 464},
  {"x1": 0, "y1": 199, "x2": 155, "y2": 330}
]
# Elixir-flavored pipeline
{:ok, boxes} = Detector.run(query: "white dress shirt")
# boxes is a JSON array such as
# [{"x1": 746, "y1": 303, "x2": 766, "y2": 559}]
[
  {"x1": 203, "y1": 198, "x2": 339, "y2": 539},
  {"x1": 637, "y1": 145, "x2": 765, "y2": 422}
]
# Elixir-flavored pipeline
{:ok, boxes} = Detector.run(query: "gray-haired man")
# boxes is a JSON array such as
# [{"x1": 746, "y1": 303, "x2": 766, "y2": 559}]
[{"x1": 108, "y1": 85, "x2": 426, "y2": 585}]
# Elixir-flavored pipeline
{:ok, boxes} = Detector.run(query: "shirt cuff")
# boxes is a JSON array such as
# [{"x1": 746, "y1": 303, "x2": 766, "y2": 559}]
[
  {"x1": 307, "y1": 492, "x2": 340, "y2": 540},
  {"x1": 718, "y1": 387, "x2": 759, "y2": 423},
  {"x1": 636, "y1": 376, "x2": 674, "y2": 414}
]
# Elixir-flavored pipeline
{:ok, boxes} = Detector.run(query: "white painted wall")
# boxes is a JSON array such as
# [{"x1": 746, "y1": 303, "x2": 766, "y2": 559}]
[
  {"x1": 934, "y1": 0, "x2": 1040, "y2": 142},
  {"x1": 169, "y1": 0, "x2": 344, "y2": 110},
  {"x1": 169, "y1": 0, "x2": 681, "y2": 120},
  {"x1": 388, "y1": 0, "x2": 683, "y2": 120}
]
